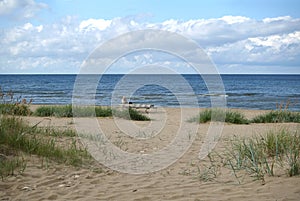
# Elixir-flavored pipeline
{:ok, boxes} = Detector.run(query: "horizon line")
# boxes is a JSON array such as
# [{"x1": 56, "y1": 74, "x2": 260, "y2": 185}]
[{"x1": 0, "y1": 73, "x2": 300, "y2": 75}]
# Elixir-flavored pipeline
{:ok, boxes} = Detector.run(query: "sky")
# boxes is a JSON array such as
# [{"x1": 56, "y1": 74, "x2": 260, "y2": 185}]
[{"x1": 0, "y1": 0, "x2": 299, "y2": 74}]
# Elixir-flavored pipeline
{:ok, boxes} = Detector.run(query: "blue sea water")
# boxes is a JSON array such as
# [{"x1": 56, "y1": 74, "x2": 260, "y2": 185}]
[{"x1": 0, "y1": 74, "x2": 299, "y2": 111}]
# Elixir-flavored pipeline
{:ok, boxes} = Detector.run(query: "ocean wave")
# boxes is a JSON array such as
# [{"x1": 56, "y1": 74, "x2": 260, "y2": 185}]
[
  {"x1": 199, "y1": 93, "x2": 228, "y2": 97},
  {"x1": 226, "y1": 92, "x2": 262, "y2": 97}
]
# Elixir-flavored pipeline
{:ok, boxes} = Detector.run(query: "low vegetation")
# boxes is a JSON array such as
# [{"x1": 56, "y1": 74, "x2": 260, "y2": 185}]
[
  {"x1": 34, "y1": 105, "x2": 150, "y2": 121},
  {"x1": 251, "y1": 110, "x2": 300, "y2": 123},
  {"x1": 113, "y1": 108, "x2": 151, "y2": 121},
  {"x1": 224, "y1": 129, "x2": 300, "y2": 181},
  {"x1": 0, "y1": 87, "x2": 32, "y2": 116},
  {"x1": 34, "y1": 105, "x2": 113, "y2": 118},
  {"x1": 0, "y1": 116, "x2": 91, "y2": 180},
  {"x1": 251, "y1": 100, "x2": 300, "y2": 123},
  {"x1": 189, "y1": 109, "x2": 249, "y2": 124},
  {"x1": 0, "y1": 87, "x2": 149, "y2": 121},
  {"x1": 0, "y1": 156, "x2": 26, "y2": 180},
  {"x1": 189, "y1": 129, "x2": 300, "y2": 183},
  {"x1": 190, "y1": 108, "x2": 300, "y2": 124}
]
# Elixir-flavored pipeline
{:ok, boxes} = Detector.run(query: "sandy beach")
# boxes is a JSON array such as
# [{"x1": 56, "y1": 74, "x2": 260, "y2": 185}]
[{"x1": 1, "y1": 107, "x2": 300, "y2": 201}]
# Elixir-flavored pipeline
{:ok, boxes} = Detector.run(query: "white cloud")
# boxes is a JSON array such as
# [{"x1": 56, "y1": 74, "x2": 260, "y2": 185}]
[
  {"x1": 0, "y1": 0, "x2": 48, "y2": 19},
  {"x1": 207, "y1": 31, "x2": 300, "y2": 67},
  {"x1": 262, "y1": 16, "x2": 292, "y2": 23},
  {"x1": 151, "y1": 15, "x2": 300, "y2": 47},
  {"x1": 249, "y1": 31, "x2": 300, "y2": 51},
  {"x1": 220, "y1": 15, "x2": 251, "y2": 24},
  {"x1": 79, "y1": 18, "x2": 112, "y2": 32},
  {"x1": 0, "y1": 15, "x2": 299, "y2": 73}
]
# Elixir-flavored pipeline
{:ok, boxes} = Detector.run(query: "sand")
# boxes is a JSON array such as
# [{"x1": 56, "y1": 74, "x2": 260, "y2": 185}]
[{"x1": 1, "y1": 107, "x2": 300, "y2": 201}]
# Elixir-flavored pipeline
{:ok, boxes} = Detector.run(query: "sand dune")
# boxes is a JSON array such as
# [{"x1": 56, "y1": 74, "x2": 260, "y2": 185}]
[{"x1": 1, "y1": 108, "x2": 299, "y2": 201}]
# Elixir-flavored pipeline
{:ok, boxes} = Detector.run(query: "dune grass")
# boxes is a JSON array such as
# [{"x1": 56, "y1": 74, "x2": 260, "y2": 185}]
[
  {"x1": 224, "y1": 129, "x2": 300, "y2": 181},
  {"x1": 192, "y1": 129, "x2": 300, "y2": 183},
  {"x1": 0, "y1": 103, "x2": 32, "y2": 116},
  {"x1": 0, "y1": 156, "x2": 26, "y2": 180},
  {"x1": 0, "y1": 88, "x2": 32, "y2": 116},
  {"x1": 34, "y1": 105, "x2": 73, "y2": 117},
  {"x1": 33, "y1": 105, "x2": 92, "y2": 117},
  {"x1": 190, "y1": 108, "x2": 300, "y2": 124},
  {"x1": 189, "y1": 109, "x2": 249, "y2": 124},
  {"x1": 113, "y1": 108, "x2": 151, "y2": 121},
  {"x1": 34, "y1": 105, "x2": 113, "y2": 117},
  {"x1": 251, "y1": 110, "x2": 300, "y2": 123},
  {"x1": 0, "y1": 115, "x2": 91, "y2": 180},
  {"x1": 34, "y1": 105, "x2": 150, "y2": 121}
]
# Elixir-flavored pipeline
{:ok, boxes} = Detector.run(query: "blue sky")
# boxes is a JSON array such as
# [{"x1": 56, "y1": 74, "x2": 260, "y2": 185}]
[
  {"x1": 45, "y1": 0, "x2": 300, "y2": 22},
  {"x1": 0, "y1": 0, "x2": 299, "y2": 74}
]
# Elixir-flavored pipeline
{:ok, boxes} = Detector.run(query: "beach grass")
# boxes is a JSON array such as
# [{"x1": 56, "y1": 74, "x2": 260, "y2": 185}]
[
  {"x1": 193, "y1": 129, "x2": 300, "y2": 183},
  {"x1": 113, "y1": 107, "x2": 151, "y2": 121},
  {"x1": 0, "y1": 88, "x2": 32, "y2": 116},
  {"x1": 224, "y1": 129, "x2": 300, "y2": 181},
  {"x1": 251, "y1": 110, "x2": 300, "y2": 123},
  {"x1": 34, "y1": 105, "x2": 112, "y2": 117},
  {"x1": 0, "y1": 115, "x2": 92, "y2": 179},
  {"x1": 0, "y1": 103, "x2": 32, "y2": 116},
  {"x1": 34, "y1": 105, "x2": 73, "y2": 117},
  {"x1": 189, "y1": 109, "x2": 300, "y2": 124},
  {"x1": 189, "y1": 109, "x2": 249, "y2": 124},
  {"x1": 34, "y1": 105, "x2": 150, "y2": 121},
  {"x1": 0, "y1": 155, "x2": 26, "y2": 180}
]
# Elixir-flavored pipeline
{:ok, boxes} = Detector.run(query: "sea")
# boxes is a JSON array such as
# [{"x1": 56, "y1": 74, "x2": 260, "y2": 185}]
[{"x1": 0, "y1": 74, "x2": 299, "y2": 111}]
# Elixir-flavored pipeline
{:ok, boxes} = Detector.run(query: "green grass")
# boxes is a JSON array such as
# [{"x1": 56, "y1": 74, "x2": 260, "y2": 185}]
[
  {"x1": 0, "y1": 115, "x2": 92, "y2": 179},
  {"x1": 190, "y1": 109, "x2": 300, "y2": 124},
  {"x1": 224, "y1": 129, "x2": 300, "y2": 181},
  {"x1": 0, "y1": 87, "x2": 32, "y2": 116},
  {"x1": 113, "y1": 108, "x2": 151, "y2": 121},
  {"x1": 0, "y1": 156, "x2": 26, "y2": 180},
  {"x1": 34, "y1": 105, "x2": 149, "y2": 121},
  {"x1": 34, "y1": 105, "x2": 112, "y2": 118},
  {"x1": 190, "y1": 109, "x2": 249, "y2": 124},
  {"x1": 0, "y1": 103, "x2": 32, "y2": 116},
  {"x1": 34, "y1": 105, "x2": 73, "y2": 117},
  {"x1": 33, "y1": 127, "x2": 77, "y2": 138},
  {"x1": 251, "y1": 110, "x2": 300, "y2": 123},
  {"x1": 192, "y1": 129, "x2": 300, "y2": 183},
  {"x1": 95, "y1": 107, "x2": 112, "y2": 117}
]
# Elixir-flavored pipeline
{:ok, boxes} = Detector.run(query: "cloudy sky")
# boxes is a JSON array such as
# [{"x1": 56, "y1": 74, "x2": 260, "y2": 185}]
[{"x1": 0, "y1": 0, "x2": 299, "y2": 74}]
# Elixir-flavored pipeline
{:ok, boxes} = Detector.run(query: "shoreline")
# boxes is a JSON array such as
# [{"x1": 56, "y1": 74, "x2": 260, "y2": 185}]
[
  {"x1": 29, "y1": 103, "x2": 276, "y2": 111},
  {"x1": 28, "y1": 104, "x2": 276, "y2": 120}
]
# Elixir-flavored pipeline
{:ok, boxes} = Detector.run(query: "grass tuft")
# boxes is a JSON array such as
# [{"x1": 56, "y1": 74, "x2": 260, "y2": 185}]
[
  {"x1": 224, "y1": 129, "x2": 300, "y2": 181},
  {"x1": 190, "y1": 109, "x2": 249, "y2": 124},
  {"x1": 34, "y1": 105, "x2": 149, "y2": 121},
  {"x1": 0, "y1": 87, "x2": 32, "y2": 116},
  {"x1": 251, "y1": 110, "x2": 300, "y2": 123},
  {"x1": 34, "y1": 105, "x2": 73, "y2": 117},
  {"x1": 0, "y1": 156, "x2": 26, "y2": 180},
  {"x1": 0, "y1": 115, "x2": 91, "y2": 179},
  {"x1": 113, "y1": 108, "x2": 150, "y2": 121}
]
